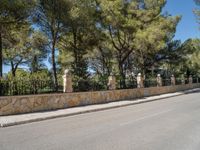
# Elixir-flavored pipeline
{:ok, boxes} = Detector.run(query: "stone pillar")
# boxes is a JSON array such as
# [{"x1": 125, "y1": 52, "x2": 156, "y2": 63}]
[
  {"x1": 189, "y1": 75, "x2": 193, "y2": 84},
  {"x1": 107, "y1": 74, "x2": 116, "y2": 90},
  {"x1": 62, "y1": 69, "x2": 73, "y2": 93},
  {"x1": 137, "y1": 73, "x2": 144, "y2": 88},
  {"x1": 171, "y1": 74, "x2": 176, "y2": 86},
  {"x1": 156, "y1": 74, "x2": 162, "y2": 87}
]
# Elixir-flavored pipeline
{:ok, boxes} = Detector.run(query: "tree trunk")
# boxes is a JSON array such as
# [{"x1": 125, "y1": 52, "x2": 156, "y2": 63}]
[
  {"x1": 31, "y1": 56, "x2": 38, "y2": 73},
  {"x1": 52, "y1": 43, "x2": 58, "y2": 91},
  {"x1": 0, "y1": 29, "x2": 3, "y2": 77},
  {"x1": 11, "y1": 61, "x2": 16, "y2": 77},
  {"x1": 12, "y1": 69, "x2": 16, "y2": 77}
]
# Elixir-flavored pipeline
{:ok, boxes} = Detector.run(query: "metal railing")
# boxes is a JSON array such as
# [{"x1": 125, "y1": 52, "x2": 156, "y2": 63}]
[
  {"x1": 0, "y1": 77, "x2": 199, "y2": 96},
  {"x1": 144, "y1": 79, "x2": 157, "y2": 88},
  {"x1": 0, "y1": 78, "x2": 63, "y2": 96},
  {"x1": 193, "y1": 78, "x2": 199, "y2": 84},
  {"x1": 163, "y1": 79, "x2": 171, "y2": 86}
]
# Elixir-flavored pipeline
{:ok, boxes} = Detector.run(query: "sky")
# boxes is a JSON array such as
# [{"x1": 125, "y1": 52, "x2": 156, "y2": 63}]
[
  {"x1": 164, "y1": 0, "x2": 200, "y2": 41},
  {"x1": 3, "y1": 0, "x2": 200, "y2": 74}
]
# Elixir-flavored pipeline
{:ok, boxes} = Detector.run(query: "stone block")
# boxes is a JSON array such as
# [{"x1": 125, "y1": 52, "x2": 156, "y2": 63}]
[{"x1": 0, "y1": 83, "x2": 200, "y2": 116}]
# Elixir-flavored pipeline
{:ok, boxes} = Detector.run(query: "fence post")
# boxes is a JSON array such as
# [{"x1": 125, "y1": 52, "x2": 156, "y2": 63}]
[
  {"x1": 137, "y1": 73, "x2": 144, "y2": 88},
  {"x1": 189, "y1": 75, "x2": 193, "y2": 84},
  {"x1": 197, "y1": 78, "x2": 199, "y2": 83},
  {"x1": 107, "y1": 74, "x2": 116, "y2": 90},
  {"x1": 171, "y1": 74, "x2": 176, "y2": 86},
  {"x1": 157, "y1": 74, "x2": 162, "y2": 87},
  {"x1": 62, "y1": 69, "x2": 73, "y2": 93}
]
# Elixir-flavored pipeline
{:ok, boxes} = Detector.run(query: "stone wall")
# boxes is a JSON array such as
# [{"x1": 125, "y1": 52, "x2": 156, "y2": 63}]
[{"x1": 0, "y1": 83, "x2": 200, "y2": 116}]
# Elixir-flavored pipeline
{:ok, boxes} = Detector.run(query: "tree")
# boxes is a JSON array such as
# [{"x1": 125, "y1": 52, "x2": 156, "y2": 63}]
[
  {"x1": 33, "y1": 0, "x2": 72, "y2": 90},
  {"x1": 28, "y1": 31, "x2": 48, "y2": 73},
  {"x1": 155, "y1": 40, "x2": 183, "y2": 78},
  {"x1": 134, "y1": 15, "x2": 180, "y2": 75},
  {"x1": 3, "y1": 26, "x2": 32, "y2": 77},
  {"x1": 88, "y1": 44, "x2": 113, "y2": 77},
  {"x1": 0, "y1": 0, "x2": 35, "y2": 77},
  {"x1": 59, "y1": 0, "x2": 97, "y2": 80},
  {"x1": 179, "y1": 39, "x2": 200, "y2": 76},
  {"x1": 96, "y1": 0, "x2": 136, "y2": 88},
  {"x1": 194, "y1": 0, "x2": 200, "y2": 31},
  {"x1": 157, "y1": 39, "x2": 200, "y2": 78},
  {"x1": 96, "y1": 0, "x2": 180, "y2": 88}
]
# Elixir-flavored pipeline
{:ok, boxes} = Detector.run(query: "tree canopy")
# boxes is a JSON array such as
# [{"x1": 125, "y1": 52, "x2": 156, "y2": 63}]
[{"x1": 1, "y1": 0, "x2": 200, "y2": 91}]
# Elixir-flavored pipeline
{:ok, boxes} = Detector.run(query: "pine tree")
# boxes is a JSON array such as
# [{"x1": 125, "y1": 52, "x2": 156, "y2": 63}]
[
  {"x1": 33, "y1": 0, "x2": 72, "y2": 90},
  {"x1": 96, "y1": 0, "x2": 180, "y2": 88},
  {"x1": 59, "y1": 0, "x2": 97, "y2": 79},
  {"x1": 0, "y1": 0, "x2": 35, "y2": 77}
]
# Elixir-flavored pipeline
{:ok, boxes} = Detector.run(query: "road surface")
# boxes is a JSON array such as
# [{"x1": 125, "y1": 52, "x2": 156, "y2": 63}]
[{"x1": 1, "y1": 91, "x2": 200, "y2": 150}]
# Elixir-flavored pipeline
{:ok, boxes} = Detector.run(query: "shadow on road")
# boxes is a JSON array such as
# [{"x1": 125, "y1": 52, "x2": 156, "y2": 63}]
[{"x1": 182, "y1": 89, "x2": 200, "y2": 95}]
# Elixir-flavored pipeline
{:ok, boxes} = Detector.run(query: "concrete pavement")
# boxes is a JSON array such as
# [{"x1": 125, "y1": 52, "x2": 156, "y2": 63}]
[
  {"x1": 1, "y1": 90, "x2": 200, "y2": 150},
  {"x1": 0, "y1": 88, "x2": 199, "y2": 127}
]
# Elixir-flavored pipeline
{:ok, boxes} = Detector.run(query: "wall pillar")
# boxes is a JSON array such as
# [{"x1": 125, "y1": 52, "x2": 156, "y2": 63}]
[
  {"x1": 189, "y1": 75, "x2": 193, "y2": 84},
  {"x1": 157, "y1": 74, "x2": 162, "y2": 87},
  {"x1": 107, "y1": 74, "x2": 116, "y2": 90},
  {"x1": 63, "y1": 69, "x2": 73, "y2": 93},
  {"x1": 137, "y1": 73, "x2": 144, "y2": 88},
  {"x1": 171, "y1": 74, "x2": 176, "y2": 86}
]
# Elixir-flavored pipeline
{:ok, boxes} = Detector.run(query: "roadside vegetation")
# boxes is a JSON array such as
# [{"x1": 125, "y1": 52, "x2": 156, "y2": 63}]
[{"x1": 0, "y1": 0, "x2": 200, "y2": 94}]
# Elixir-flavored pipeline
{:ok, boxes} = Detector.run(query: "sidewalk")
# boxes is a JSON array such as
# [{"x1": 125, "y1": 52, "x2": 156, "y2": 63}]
[{"x1": 0, "y1": 88, "x2": 199, "y2": 128}]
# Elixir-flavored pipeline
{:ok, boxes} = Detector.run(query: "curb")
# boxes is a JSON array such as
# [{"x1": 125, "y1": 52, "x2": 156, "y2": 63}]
[{"x1": 1, "y1": 88, "x2": 200, "y2": 128}]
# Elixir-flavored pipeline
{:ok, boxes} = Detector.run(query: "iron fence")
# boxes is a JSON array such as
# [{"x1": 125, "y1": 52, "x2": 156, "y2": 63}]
[
  {"x1": 162, "y1": 79, "x2": 171, "y2": 86},
  {"x1": 175, "y1": 78, "x2": 183, "y2": 85},
  {"x1": 73, "y1": 79, "x2": 108, "y2": 92},
  {"x1": 0, "y1": 77, "x2": 199, "y2": 96},
  {"x1": 144, "y1": 79, "x2": 157, "y2": 88},
  {"x1": 193, "y1": 78, "x2": 199, "y2": 84},
  {"x1": 0, "y1": 78, "x2": 63, "y2": 96},
  {"x1": 125, "y1": 80, "x2": 137, "y2": 89}
]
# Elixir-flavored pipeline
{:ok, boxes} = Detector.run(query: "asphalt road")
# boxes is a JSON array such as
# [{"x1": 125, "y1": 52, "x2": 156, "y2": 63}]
[{"x1": 1, "y1": 91, "x2": 200, "y2": 150}]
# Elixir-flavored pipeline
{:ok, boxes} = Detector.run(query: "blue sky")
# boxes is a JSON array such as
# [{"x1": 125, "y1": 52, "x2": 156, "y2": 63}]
[
  {"x1": 3, "y1": 0, "x2": 200, "y2": 74},
  {"x1": 164, "y1": 0, "x2": 200, "y2": 41}
]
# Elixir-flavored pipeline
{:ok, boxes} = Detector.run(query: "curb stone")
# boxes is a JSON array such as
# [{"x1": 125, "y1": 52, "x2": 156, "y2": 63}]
[{"x1": 0, "y1": 88, "x2": 199, "y2": 128}]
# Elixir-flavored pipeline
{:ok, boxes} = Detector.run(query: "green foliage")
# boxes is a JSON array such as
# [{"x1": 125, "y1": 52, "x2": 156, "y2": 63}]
[
  {"x1": 0, "y1": 0, "x2": 36, "y2": 77},
  {"x1": 159, "y1": 39, "x2": 200, "y2": 78},
  {"x1": 6, "y1": 69, "x2": 30, "y2": 80},
  {"x1": 180, "y1": 39, "x2": 200, "y2": 76},
  {"x1": 58, "y1": 0, "x2": 98, "y2": 80},
  {"x1": 194, "y1": 0, "x2": 200, "y2": 17},
  {"x1": 0, "y1": 0, "x2": 35, "y2": 24},
  {"x1": 3, "y1": 25, "x2": 32, "y2": 77},
  {"x1": 95, "y1": 0, "x2": 180, "y2": 88},
  {"x1": 28, "y1": 31, "x2": 48, "y2": 72},
  {"x1": 1, "y1": 69, "x2": 56, "y2": 96},
  {"x1": 6, "y1": 68, "x2": 51, "y2": 80},
  {"x1": 2, "y1": 0, "x2": 200, "y2": 94},
  {"x1": 33, "y1": 0, "x2": 73, "y2": 90}
]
